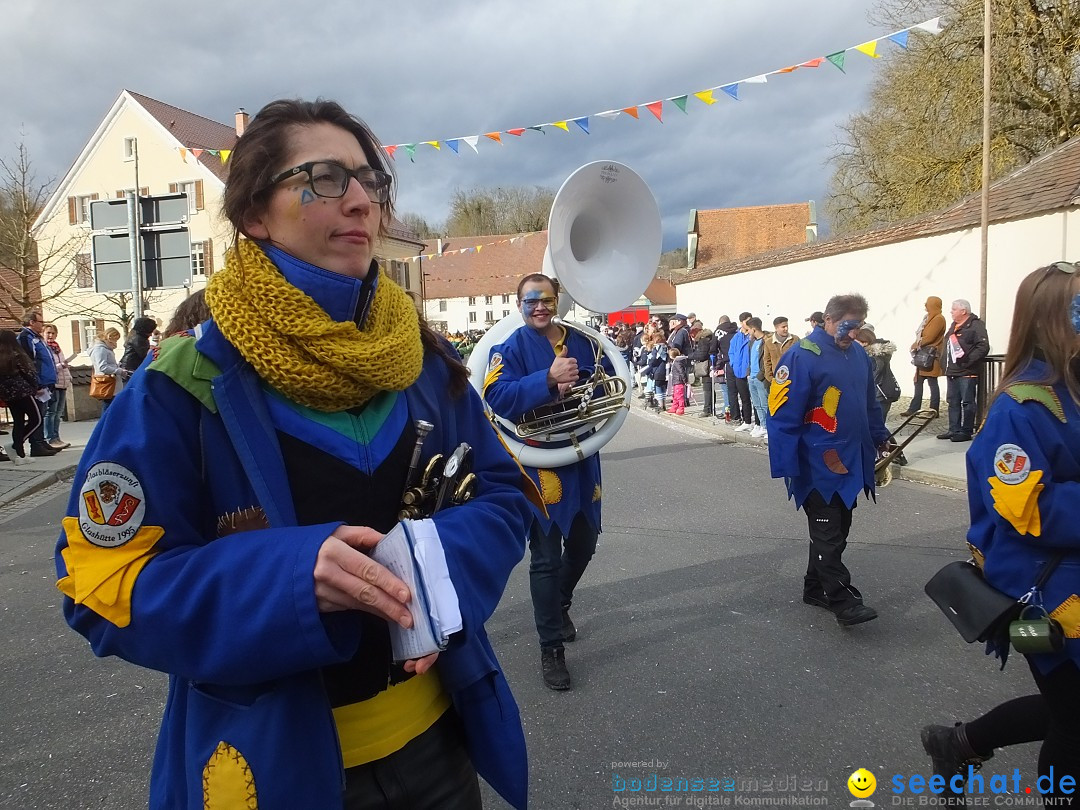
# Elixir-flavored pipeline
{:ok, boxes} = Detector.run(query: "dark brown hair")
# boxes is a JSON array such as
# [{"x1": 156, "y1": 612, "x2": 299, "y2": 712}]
[
  {"x1": 0, "y1": 330, "x2": 33, "y2": 377},
  {"x1": 223, "y1": 99, "x2": 469, "y2": 396},
  {"x1": 995, "y1": 264, "x2": 1080, "y2": 406},
  {"x1": 165, "y1": 290, "x2": 212, "y2": 336},
  {"x1": 222, "y1": 99, "x2": 395, "y2": 242}
]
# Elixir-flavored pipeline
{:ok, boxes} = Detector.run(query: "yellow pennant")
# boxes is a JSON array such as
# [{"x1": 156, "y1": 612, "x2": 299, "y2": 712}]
[{"x1": 855, "y1": 41, "x2": 881, "y2": 58}]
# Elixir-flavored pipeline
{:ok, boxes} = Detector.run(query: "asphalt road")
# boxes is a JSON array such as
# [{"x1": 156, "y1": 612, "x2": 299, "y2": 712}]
[{"x1": 0, "y1": 409, "x2": 1041, "y2": 810}]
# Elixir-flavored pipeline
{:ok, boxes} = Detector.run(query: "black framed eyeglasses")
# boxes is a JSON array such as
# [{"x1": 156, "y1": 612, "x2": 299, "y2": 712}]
[{"x1": 263, "y1": 161, "x2": 392, "y2": 204}]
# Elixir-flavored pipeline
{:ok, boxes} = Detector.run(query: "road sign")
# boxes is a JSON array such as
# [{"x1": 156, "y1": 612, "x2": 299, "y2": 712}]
[{"x1": 89, "y1": 193, "x2": 192, "y2": 293}]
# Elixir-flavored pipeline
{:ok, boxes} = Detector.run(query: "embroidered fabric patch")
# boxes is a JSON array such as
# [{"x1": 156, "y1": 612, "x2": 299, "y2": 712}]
[
  {"x1": 823, "y1": 449, "x2": 849, "y2": 474},
  {"x1": 768, "y1": 379, "x2": 790, "y2": 415},
  {"x1": 798, "y1": 338, "x2": 821, "y2": 356},
  {"x1": 203, "y1": 740, "x2": 258, "y2": 809},
  {"x1": 988, "y1": 469, "x2": 1044, "y2": 536},
  {"x1": 804, "y1": 386, "x2": 841, "y2": 433},
  {"x1": 1050, "y1": 594, "x2": 1080, "y2": 640},
  {"x1": 993, "y1": 444, "x2": 1031, "y2": 484},
  {"x1": 538, "y1": 469, "x2": 563, "y2": 505},
  {"x1": 78, "y1": 462, "x2": 147, "y2": 547},
  {"x1": 592, "y1": 483, "x2": 602, "y2": 503},
  {"x1": 1004, "y1": 383, "x2": 1066, "y2": 423},
  {"x1": 483, "y1": 352, "x2": 504, "y2": 392},
  {"x1": 774, "y1": 365, "x2": 790, "y2": 383}
]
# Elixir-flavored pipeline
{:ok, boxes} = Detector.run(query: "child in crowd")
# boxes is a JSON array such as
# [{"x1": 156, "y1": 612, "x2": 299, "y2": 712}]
[{"x1": 667, "y1": 347, "x2": 688, "y2": 415}]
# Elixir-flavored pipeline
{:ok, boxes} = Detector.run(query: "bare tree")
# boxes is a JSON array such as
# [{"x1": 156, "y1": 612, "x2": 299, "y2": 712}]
[
  {"x1": 827, "y1": 0, "x2": 1080, "y2": 234},
  {"x1": 0, "y1": 141, "x2": 86, "y2": 324},
  {"x1": 398, "y1": 211, "x2": 444, "y2": 239},
  {"x1": 444, "y1": 185, "x2": 555, "y2": 236},
  {"x1": 52, "y1": 289, "x2": 171, "y2": 336}
]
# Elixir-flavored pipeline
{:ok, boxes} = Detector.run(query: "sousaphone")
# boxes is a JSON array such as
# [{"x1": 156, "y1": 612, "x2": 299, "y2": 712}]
[{"x1": 467, "y1": 161, "x2": 662, "y2": 467}]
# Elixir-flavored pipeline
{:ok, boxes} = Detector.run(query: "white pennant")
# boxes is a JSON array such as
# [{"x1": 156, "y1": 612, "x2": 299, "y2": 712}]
[{"x1": 463, "y1": 135, "x2": 480, "y2": 153}]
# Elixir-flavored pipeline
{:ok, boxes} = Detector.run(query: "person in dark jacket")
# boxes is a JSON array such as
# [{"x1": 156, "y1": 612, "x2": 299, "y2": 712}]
[
  {"x1": 690, "y1": 324, "x2": 716, "y2": 417},
  {"x1": 120, "y1": 316, "x2": 158, "y2": 372},
  {"x1": 714, "y1": 317, "x2": 737, "y2": 421},
  {"x1": 937, "y1": 299, "x2": 990, "y2": 442},
  {"x1": 15, "y1": 312, "x2": 58, "y2": 457},
  {"x1": 727, "y1": 312, "x2": 754, "y2": 429}
]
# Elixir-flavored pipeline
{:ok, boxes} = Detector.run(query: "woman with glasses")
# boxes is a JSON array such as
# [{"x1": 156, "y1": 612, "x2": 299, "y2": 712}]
[
  {"x1": 55, "y1": 99, "x2": 533, "y2": 810},
  {"x1": 921, "y1": 262, "x2": 1080, "y2": 799},
  {"x1": 483, "y1": 273, "x2": 608, "y2": 691}
]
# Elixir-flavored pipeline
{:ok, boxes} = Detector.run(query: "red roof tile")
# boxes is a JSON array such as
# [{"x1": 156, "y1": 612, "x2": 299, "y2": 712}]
[{"x1": 128, "y1": 90, "x2": 238, "y2": 183}]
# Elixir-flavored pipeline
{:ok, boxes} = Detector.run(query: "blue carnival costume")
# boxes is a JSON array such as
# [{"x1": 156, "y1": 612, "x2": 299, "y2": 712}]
[
  {"x1": 967, "y1": 360, "x2": 1080, "y2": 674},
  {"x1": 484, "y1": 323, "x2": 604, "y2": 653},
  {"x1": 767, "y1": 326, "x2": 890, "y2": 614},
  {"x1": 55, "y1": 249, "x2": 533, "y2": 810}
]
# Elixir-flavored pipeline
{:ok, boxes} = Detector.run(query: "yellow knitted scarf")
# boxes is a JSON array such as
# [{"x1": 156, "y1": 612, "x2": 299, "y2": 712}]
[{"x1": 205, "y1": 239, "x2": 423, "y2": 412}]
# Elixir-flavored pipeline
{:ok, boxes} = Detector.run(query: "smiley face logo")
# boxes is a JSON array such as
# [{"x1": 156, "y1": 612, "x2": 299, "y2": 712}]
[{"x1": 847, "y1": 768, "x2": 876, "y2": 798}]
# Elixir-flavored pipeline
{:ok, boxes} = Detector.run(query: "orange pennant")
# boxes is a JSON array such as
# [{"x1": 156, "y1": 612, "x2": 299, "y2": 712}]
[
  {"x1": 622, "y1": 106, "x2": 640, "y2": 119},
  {"x1": 484, "y1": 132, "x2": 502, "y2": 143}
]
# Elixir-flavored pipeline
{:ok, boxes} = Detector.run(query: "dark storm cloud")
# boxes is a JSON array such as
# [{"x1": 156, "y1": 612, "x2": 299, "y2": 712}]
[{"x1": 5, "y1": 0, "x2": 901, "y2": 248}]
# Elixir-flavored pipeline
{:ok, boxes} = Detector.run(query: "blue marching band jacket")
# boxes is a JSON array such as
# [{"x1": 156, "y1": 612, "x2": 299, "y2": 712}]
[
  {"x1": 766, "y1": 326, "x2": 891, "y2": 510},
  {"x1": 967, "y1": 360, "x2": 1080, "y2": 673},
  {"x1": 482, "y1": 323, "x2": 604, "y2": 535},
  {"x1": 55, "y1": 316, "x2": 534, "y2": 809}
]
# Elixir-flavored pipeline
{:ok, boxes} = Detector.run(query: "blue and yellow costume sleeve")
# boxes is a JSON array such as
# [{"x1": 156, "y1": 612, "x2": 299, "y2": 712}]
[
  {"x1": 766, "y1": 327, "x2": 890, "y2": 509},
  {"x1": 483, "y1": 323, "x2": 604, "y2": 535},
  {"x1": 968, "y1": 363, "x2": 1080, "y2": 673}
]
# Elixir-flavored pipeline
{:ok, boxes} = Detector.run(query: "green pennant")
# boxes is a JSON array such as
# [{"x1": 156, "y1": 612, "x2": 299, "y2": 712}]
[
  {"x1": 527, "y1": 126, "x2": 546, "y2": 134},
  {"x1": 826, "y1": 51, "x2": 846, "y2": 73},
  {"x1": 404, "y1": 144, "x2": 417, "y2": 163},
  {"x1": 671, "y1": 95, "x2": 688, "y2": 114}
]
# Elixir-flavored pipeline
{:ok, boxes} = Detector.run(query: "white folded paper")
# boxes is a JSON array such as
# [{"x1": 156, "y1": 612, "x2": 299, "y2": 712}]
[{"x1": 369, "y1": 518, "x2": 462, "y2": 662}]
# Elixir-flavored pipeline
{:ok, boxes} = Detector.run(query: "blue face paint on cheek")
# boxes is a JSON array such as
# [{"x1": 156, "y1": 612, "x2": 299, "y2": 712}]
[
  {"x1": 835, "y1": 319, "x2": 861, "y2": 344},
  {"x1": 1071, "y1": 292, "x2": 1080, "y2": 334},
  {"x1": 299, "y1": 189, "x2": 316, "y2": 206}
]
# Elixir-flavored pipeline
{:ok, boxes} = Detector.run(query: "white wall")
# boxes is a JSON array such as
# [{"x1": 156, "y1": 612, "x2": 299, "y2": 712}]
[{"x1": 678, "y1": 210, "x2": 1080, "y2": 395}]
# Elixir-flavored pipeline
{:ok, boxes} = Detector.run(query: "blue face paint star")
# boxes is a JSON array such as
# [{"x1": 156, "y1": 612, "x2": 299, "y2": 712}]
[
  {"x1": 835, "y1": 318, "x2": 862, "y2": 344},
  {"x1": 1071, "y1": 292, "x2": 1080, "y2": 334},
  {"x1": 299, "y1": 188, "x2": 316, "y2": 206}
]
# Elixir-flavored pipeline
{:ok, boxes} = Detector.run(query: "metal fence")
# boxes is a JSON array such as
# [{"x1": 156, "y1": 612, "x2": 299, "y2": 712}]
[{"x1": 976, "y1": 353, "x2": 1006, "y2": 430}]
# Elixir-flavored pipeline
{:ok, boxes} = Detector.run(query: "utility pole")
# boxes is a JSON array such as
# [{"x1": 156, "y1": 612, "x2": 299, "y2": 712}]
[
  {"x1": 131, "y1": 137, "x2": 144, "y2": 320},
  {"x1": 979, "y1": 0, "x2": 992, "y2": 316}
]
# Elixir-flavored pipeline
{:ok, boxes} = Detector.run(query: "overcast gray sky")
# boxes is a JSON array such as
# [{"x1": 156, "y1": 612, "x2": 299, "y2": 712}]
[{"x1": 3, "y1": 0, "x2": 921, "y2": 250}]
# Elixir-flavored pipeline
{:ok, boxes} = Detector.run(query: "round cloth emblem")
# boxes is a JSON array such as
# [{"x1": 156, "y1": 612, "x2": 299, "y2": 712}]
[
  {"x1": 488, "y1": 352, "x2": 503, "y2": 370},
  {"x1": 993, "y1": 443, "x2": 1031, "y2": 485},
  {"x1": 77, "y1": 462, "x2": 146, "y2": 547},
  {"x1": 775, "y1": 365, "x2": 790, "y2": 383}
]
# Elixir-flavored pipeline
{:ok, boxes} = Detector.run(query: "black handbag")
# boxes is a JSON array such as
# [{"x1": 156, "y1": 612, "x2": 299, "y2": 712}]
[
  {"x1": 911, "y1": 345, "x2": 937, "y2": 371},
  {"x1": 924, "y1": 561, "x2": 1018, "y2": 643},
  {"x1": 925, "y1": 553, "x2": 1065, "y2": 644}
]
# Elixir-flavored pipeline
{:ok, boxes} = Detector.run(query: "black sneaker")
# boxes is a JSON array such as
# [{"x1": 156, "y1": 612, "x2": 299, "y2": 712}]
[
  {"x1": 835, "y1": 604, "x2": 878, "y2": 626},
  {"x1": 936, "y1": 431, "x2": 955, "y2": 440},
  {"x1": 541, "y1": 647, "x2": 571, "y2": 690},
  {"x1": 561, "y1": 609, "x2": 576, "y2": 642},
  {"x1": 951, "y1": 433, "x2": 972, "y2": 443},
  {"x1": 29, "y1": 442, "x2": 59, "y2": 457},
  {"x1": 921, "y1": 723, "x2": 991, "y2": 781}
]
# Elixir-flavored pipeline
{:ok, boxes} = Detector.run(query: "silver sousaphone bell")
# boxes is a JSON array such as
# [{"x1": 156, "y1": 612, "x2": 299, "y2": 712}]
[{"x1": 467, "y1": 161, "x2": 662, "y2": 468}]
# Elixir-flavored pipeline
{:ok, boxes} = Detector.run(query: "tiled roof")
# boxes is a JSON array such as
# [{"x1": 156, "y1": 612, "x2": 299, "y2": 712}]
[
  {"x1": 421, "y1": 232, "x2": 549, "y2": 299},
  {"x1": 642, "y1": 277, "x2": 676, "y2": 306},
  {"x1": 693, "y1": 203, "x2": 811, "y2": 269},
  {"x1": 128, "y1": 91, "x2": 238, "y2": 183},
  {"x1": 682, "y1": 135, "x2": 1080, "y2": 284}
]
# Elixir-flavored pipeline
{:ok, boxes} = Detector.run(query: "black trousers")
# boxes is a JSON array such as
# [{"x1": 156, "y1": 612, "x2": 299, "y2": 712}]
[
  {"x1": 802, "y1": 490, "x2": 863, "y2": 610},
  {"x1": 727, "y1": 375, "x2": 752, "y2": 423},
  {"x1": 343, "y1": 710, "x2": 482, "y2": 810}
]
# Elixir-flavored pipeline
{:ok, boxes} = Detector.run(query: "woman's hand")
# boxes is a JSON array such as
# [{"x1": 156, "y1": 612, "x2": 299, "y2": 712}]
[
  {"x1": 403, "y1": 653, "x2": 440, "y2": 675},
  {"x1": 314, "y1": 526, "x2": 413, "y2": 627}
]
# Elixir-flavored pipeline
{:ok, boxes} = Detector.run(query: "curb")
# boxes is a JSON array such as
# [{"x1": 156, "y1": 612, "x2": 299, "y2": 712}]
[
  {"x1": 639, "y1": 403, "x2": 967, "y2": 492},
  {"x1": 0, "y1": 465, "x2": 78, "y2": 508}
]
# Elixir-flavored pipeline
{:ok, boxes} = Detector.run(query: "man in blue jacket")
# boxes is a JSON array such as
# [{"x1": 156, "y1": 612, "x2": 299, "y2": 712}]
[
  {"x1": 766, "y1": 294, "x2": 891, "y2": 627},
  {"x1": 728, "y1": 311, "x2": 754, "y2": 431},
  {"x1": 16, "y1": 311, "x2": 59, "y2": 457}
]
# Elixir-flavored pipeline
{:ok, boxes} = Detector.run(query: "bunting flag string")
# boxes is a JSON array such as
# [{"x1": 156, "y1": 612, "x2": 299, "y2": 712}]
[
  {"x1": 378, "y1": 16, "x2": 942, "y2": 161},
  {"x1": 404, "y1": 231, "x2": 541, "y2": 263},
  {"x1": 171, "y1": 16, "x2": 943, "y2": 168}
]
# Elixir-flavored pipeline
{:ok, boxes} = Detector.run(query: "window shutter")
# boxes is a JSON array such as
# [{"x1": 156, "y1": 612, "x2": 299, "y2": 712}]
[
  {"x1": 116, "y1": 190, "x2": 125, "y2": 199},
  {"x1": 70, "y1": 321, "x2": 81, "y2": 353},
  {"x1": 169, "y1": 183, "x2": 178, "y2": 194},
  {"x1": 91, "y1": 193, "x2": 99, "y2": 201},
  {"x1": 194, "y1": 180, "x2": 204, "y2": 211},
  {"x1": 140, "y1": 187, "x2": 149, "y2": 197},
  {"x1": 68, "y1": 197, "x2": 77, "y2": 225},
  {"x1": 205, "y1": 238, "x2": 214, "y2": 276},
  {"x1": 95, "y1": 319, "x2": 105, "y2": 338}
]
